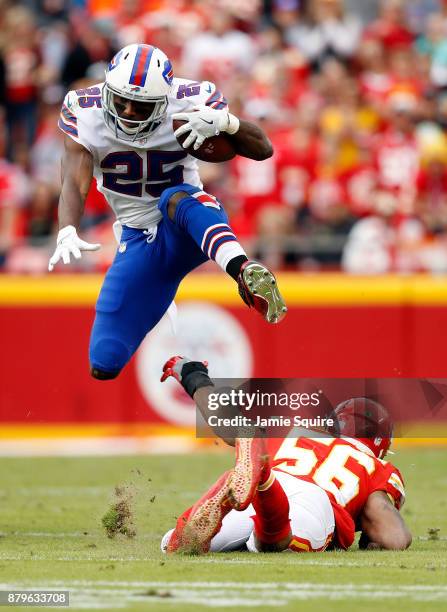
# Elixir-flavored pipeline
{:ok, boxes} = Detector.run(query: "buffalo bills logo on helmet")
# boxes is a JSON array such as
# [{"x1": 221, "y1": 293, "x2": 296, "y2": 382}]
[
  {"x1": 109, "y1": 50, "x2": 124, "y2": 72},
  {"x1": 162, "y1": 59, "x2": 174, "y2": 85}
]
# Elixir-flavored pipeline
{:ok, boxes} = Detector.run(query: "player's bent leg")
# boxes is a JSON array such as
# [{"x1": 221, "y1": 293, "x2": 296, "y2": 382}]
[
  {"x1": 162, "y1": 507, "x2": 255, "y2": 554},
  {"x1": 89, "y1": 225, "x2": 184, "y2": 377},
  {"x1": 159, "y1": 183, "x2": 287, "y2": 324},
  {"x1": 159, "y1": 183, "x2": 247, "y2": 274},
  {"x1": 228, "y1": 437, "x2": 269, "y2": 511},
  {"x1": 249, "y1": 470, "x2": 292, "y2": 552},
  {"x1": 89, "y1": 322, "x2": 131, "y2": 378},
  {"x1": 162, "y1": 437, "x2": 272, "y2": 554},
  {"x1": 209, "y1": 505, "x2": 254, "y2": 552},
  {"x1": 272, "y1": 472, "x2": 335, "y2": 553}
]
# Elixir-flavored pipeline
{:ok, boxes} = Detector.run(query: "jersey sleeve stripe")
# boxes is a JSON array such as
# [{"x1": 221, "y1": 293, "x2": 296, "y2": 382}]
[
  {"x1": 388, "y1": 473, "x2": 405, "y2": 498},
  {"x1": 58, "y1": 117, "x2": 79, "y2": 138},
  {"x1": 205, "y1": 89, "x2": 228, "y2": 109},
  {"x1": 210, "y1": 94, "x2": 226, "y2": 107},
  {"x1": 61, "y1": 105, "x2": 77, "y2": 125}
]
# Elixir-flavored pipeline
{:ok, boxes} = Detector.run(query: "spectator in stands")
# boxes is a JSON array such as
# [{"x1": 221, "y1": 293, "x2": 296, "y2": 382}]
[
  {"x1": 2, "y1": 5, "x2": 42, "y2": 163},
  {"x1": 318, "y1": 59, "x2": 379, "y2": 171},
  {"x1": 389, "y1": 46, "x2": 427, "y2": 98},
  {"x1": 358, "y1": 37, "x2": 393, "y2": 108},
  {"x1": 61, "y1": 21, "x2": 116, "y2": 89},
  {"x1": 254, "y1": 204, "x2": 296, "y2": 269},
  {"x1": 417, "y1": 12, "x2": 447, "y2": 88},
  {"x1": 269, "y1": 0, "x2": 300, "y2": 30},
  {"x1": 285, "y1": 0, "x2": 362, "y2": 71},
  {"x1": 415, "y1": 11, "x2": 447, "y2": 60},
  {"x1": 342, "y1": 216, "x2": 394, "y2": 274},
  {"x1": 0, "y1": 155, "x2": 30, "y2": 268},
  {"x1": 181, "y1": 7, "x2": 256, "y2": 83},
  {"x1": 372, "y1": 91, "x2": 421, "y2": 217},
  {"x1": 113, "y1": 0, "x2": 149, "y2": 48},
  {"x1": 416, "y1": 136, "x2": 447, "y2": 232},
  {"x1": 28, "y1": 104, "x2": 64, "y2": 240},
  {"x1": 365, "y1": 0, "x2": 414, "y2": 50}
]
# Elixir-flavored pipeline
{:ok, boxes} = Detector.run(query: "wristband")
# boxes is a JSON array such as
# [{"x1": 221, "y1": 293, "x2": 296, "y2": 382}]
[
  {"x1": 180, "y1": 362, "x2": 214, "y2": 398},
  {"x1": 226, "y1": 113, "x2": 240, "y2": 135}
]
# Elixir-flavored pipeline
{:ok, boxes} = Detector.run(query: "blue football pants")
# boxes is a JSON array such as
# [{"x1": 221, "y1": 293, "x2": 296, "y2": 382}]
[{"x1": 89, "y1": 184, "x2": 232, "y2": 374}]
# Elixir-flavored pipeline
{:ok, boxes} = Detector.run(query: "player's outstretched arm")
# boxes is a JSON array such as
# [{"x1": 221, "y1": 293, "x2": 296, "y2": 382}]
[
  {"x1": 161, "y1": 356, "x2": 236, "y2": 446},
  {"x1": 360, "y1": 491, "x2": 412, "y2": 551},
  {"x1": 59, "y1": 135, "x2": 93, "y2": 229},
  {"x1": 48, "y1": 136, "x2": 100, "y2": 271}
]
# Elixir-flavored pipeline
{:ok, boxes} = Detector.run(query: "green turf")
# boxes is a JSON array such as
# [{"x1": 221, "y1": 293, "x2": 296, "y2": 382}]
[{"x1": 0, "y1": 448, "x2": 446, "y2": 611}]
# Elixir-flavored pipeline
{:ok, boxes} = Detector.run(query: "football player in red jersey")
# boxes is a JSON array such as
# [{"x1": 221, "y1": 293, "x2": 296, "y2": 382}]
[{"x1": 160, "y1": 358, "x2": 411, "y2": 555}]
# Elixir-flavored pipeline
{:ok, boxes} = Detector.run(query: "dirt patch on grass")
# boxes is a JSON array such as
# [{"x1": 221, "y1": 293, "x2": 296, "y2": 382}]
[{"x1": 101, "y1": 485, "x2": 136, "y2": 539}]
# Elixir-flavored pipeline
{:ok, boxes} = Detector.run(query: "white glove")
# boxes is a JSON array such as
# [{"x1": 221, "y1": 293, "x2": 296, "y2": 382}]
[
  {"x1": 48, "y1": 225, "x2": 101, "y2": 271},
  {"x1": 172, "y1": 104, "x2": 240, "y2": 150}
]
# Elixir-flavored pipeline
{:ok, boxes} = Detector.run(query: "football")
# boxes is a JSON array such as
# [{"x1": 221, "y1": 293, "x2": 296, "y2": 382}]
[{"x1": 173, "y1": 116, "x2": 237, "y2": 163}]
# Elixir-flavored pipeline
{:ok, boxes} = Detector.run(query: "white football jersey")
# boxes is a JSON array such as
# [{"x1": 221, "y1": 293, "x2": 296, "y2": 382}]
[{"x1": 58, "y1": 78, "x2": 228, "y2": 228}]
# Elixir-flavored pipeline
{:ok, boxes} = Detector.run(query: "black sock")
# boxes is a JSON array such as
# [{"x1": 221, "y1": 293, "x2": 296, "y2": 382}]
[{"x1": 226, "y1": 255, "x2": 248, "y2": 281}]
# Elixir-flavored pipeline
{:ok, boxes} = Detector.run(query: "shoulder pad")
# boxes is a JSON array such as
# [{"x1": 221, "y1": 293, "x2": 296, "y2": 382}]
[{"x1": 170, "y1": 78, "x2": 228, "y2": 109}]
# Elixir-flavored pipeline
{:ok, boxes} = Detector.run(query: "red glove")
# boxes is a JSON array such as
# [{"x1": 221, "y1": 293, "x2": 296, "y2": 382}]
[{"x1": 161, "y1": 355, "x2": 211, "y2": 398}]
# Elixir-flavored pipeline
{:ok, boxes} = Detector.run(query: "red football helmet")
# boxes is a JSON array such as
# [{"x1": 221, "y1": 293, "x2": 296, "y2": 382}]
[{"x1": 328, "y1": 397, "x2": 393, "y2": 459}]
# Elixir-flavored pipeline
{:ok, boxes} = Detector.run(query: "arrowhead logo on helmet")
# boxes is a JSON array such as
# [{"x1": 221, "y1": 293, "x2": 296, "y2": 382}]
[{"x1": 102, "y1": 44, "x2": 174, "y2": 141}]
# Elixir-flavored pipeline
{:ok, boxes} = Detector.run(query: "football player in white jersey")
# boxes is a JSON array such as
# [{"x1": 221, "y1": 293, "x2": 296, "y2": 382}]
[{"x1": 48, "y1": 44, "x2": 287, "y2": 381}]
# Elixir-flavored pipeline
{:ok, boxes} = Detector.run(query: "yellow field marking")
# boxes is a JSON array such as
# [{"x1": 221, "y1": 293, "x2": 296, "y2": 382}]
[
  {"x1": 0, "y1": 424, "x2": 446, "y2": 447},
  {"x1": 393, "y1": 438, "x2": 447, "y2": 447},
  {"x1": 396, "y1": 421, "x2": 447, "y2": 437},
  {"x1": 2, "y1": 273, "x2": 447, "y2": 306},
  {"x1": 0, "y1": 424, "x2": 195, "y2": 439}
]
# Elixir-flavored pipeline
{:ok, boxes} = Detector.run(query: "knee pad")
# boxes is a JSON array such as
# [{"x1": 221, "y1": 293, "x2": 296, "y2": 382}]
[
  {"x1": 89, "y1": 338, "x2": 130, "y2": 377},
  {"x1": 90, "y1": 367, "x2": 120, "y2": 381}
]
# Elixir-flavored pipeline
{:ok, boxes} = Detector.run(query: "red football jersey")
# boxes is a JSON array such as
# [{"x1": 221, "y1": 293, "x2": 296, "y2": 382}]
[
  {"x1": 267, "y1": 434, "x2": 405, "y2": 549},
  {"x1": 372, "y1": 130, "x2": 419, "y2": 195}
]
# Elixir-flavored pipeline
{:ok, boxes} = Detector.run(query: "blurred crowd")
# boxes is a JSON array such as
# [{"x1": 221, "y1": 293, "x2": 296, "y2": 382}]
[{"x1": 2, "y1": 0, "x2": 447, "y2": 273}]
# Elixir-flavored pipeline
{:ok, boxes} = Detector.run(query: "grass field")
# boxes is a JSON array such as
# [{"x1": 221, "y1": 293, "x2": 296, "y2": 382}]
[{"x1": 0, "y1": 448, "x2": 446, "y2": 611}]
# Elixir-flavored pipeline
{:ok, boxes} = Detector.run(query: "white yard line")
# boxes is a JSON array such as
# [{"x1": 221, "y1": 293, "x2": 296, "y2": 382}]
[
  {"x1": 1, "y1": 530, "x2": 445, "y2": 543},
  {"x1": 9, "y1": 581, "x2": 447, "y2": 592},
  {"x1": 1, "y1": 582, "x2": 447, "y2": 608},
  {"x1": 0, "y1": 554, "x2": 445, "y2": 570}
]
